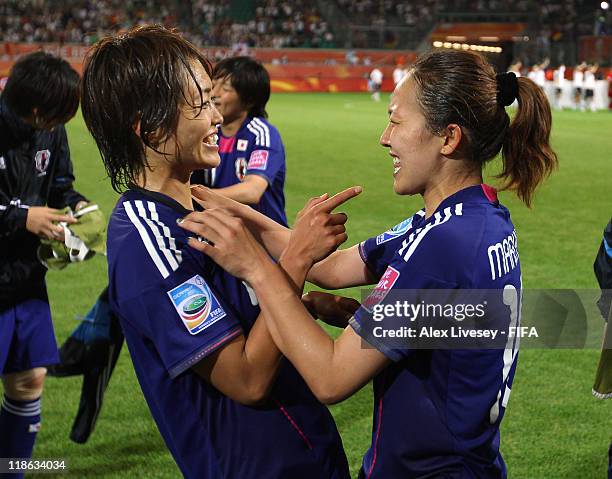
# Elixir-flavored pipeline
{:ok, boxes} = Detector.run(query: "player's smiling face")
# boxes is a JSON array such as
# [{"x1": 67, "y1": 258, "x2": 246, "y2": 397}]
[
  {"x1": 164, "y1": 61, "x2": 223, "y2": 170},
  {"x1": 212, "y1": 76, "x2": 246, "y2": 126},
  {"x1": 379, "y1": 75, "x2": 445, "y2": 196}
]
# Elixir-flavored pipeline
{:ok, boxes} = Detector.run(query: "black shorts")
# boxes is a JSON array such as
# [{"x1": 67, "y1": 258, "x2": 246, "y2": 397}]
[
  {"x1": 574, "y1": 87, "x2": 582, "y2": 95},
  {"x1": 585, "y1": 89, "x2": 594, "y2": 98},
  {"x1": 555, "y1": 87, "x2": 562, "y2": 95}
]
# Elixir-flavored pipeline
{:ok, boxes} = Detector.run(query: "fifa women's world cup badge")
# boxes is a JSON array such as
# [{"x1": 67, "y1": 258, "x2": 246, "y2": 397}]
[{"x1": 167, "y1": 275, "x2": 227, "y2": 335}]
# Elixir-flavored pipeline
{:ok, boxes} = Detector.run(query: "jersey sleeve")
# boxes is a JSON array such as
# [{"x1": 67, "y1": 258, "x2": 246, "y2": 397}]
[
  {"x1": 351, "y1": 212, "x2": 507, "y2": 362},
  {"x1": 0, "y1": 189, "x2": 28, "y2": 235},
  {"x1": 359, "y1": 216, "x2": 418, "y2": 280},
  {"x1": 118, "y1": 278, "x2": 242, "y2": 378},
  {"x1": 48, "y1": 126, "x2": 88, "y2": 210},
  {"x1": 111, "y1": 226, "x2": 243, "y2": 379},
  {"x1": 350, "y1": 269, "x2": 458, "y2": 362},
  {"x1": 245, "y1": 121, "x2": 285, "y2": 185},
  {"x1": 594, "y1": 218, "x2": 612, "y2": 321}
]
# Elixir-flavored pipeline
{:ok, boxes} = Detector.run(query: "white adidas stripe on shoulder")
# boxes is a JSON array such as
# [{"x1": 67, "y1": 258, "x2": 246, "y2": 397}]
[
  {"x1": 246, "y1": 118, "x2": 270, "y2": 147},
  {"x1": 252, "y1": 117, "x2": 270, "y2": 147},
  {"x1": 397, "y1": 203, "x2": 463, "y2": 263},
  {"x1": 246, "y1": 122, "x2": 261, "y2": 146},
  {"x1": 133, "y1": 200, "x2": 182, "y2": 273},
  {"x1": 145, "y1": 201, "x2": 183, "y2": 264},
  {"x1": 124, "y1": 200, "x2": 178, "y2": 279}
]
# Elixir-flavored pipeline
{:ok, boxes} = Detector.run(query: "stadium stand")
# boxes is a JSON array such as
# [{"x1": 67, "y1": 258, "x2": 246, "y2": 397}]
[
  {"x1": 0, "y1": 0, "x2": 609, "y2": 59},
  {"x1": 0, "y1": 0, "x2": 609, "y2": 100}
]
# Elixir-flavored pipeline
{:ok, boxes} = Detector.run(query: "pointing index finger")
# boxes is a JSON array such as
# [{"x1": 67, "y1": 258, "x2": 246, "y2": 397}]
[{"x1": 317, "y1": 186, "x2": 362, "y2": 213}]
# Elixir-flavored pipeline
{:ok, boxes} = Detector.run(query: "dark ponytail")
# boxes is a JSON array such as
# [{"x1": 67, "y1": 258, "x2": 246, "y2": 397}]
[
  {"x1": 498, "y1": 77, "x2": 558, "y2": 207},
  {"x1": 410, "y1": 50, "x2": 557, "y2": 207}
]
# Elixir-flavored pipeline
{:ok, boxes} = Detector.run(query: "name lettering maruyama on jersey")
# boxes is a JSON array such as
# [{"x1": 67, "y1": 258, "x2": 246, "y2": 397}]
[{"x1": 487, "y1": 230, "x2": 519, "y2": 280}]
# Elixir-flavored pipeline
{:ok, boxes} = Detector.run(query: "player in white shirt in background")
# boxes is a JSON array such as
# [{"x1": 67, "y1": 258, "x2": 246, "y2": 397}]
[
  {"x1": 392, "y1": 64, "x2": 406, "y2": 86},
  {"x1": 369, "y1": 67, "x2": 383, "y2": 102},
  {"x1": 583, "y1": 64, "x2": 598, "y2": 112},
  {"x1": 553, "y1": 64, "x2": 566, "y2": 110},
  {"x1": 535, "y1": 66, "x2": 547, "y2": 89},
  {"x1": 573, "y1": 62, "x2": 586, "y2": 110},
  {"x1": 527, "y1": 64, "x2": 538, "y2": 84}
]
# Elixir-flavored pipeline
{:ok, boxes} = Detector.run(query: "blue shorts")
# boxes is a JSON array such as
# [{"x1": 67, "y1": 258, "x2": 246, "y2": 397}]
[{"x1": 0, "y1": 297, "x2": 59, "y2": 375}]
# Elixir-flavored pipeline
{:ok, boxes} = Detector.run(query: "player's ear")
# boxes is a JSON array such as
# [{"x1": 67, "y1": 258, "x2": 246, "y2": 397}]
[{"x1": 440, "y1": 124, "x2": 462, "y2": 156}]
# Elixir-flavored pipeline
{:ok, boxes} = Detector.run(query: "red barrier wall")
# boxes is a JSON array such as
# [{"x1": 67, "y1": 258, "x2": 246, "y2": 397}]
[
  {"x1": 266, "y1": 64, "x2": 396, "y2": 92},
  {"x1": 0, "y1": 42, "x2": 411, "y2": 93}
]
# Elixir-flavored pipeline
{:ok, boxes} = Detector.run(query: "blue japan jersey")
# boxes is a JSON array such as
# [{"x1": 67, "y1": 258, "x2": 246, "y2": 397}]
[
  {"x1": 107, "y1": 188, "x2": 348, "y2": 479},
  {"x1": 191, "y1": 116, "x2": 287, "y2": 226},
  {"x1": 351, "y1": 185, "x2": 521, "y2": 479}
]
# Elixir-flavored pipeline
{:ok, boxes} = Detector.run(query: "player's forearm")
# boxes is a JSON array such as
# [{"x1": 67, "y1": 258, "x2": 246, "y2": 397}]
[
  {"x1": 0, "y1": 205, "x2": 28, "y2": 234},
  {"x1": 231, "y1": 206, "x2": 291, "y2": 260},
  {"x1": 239, "y1": 252, "x2": 309, "y2": 400},
  {"x1": 239, "y1": 315, "x2": 283, "y2": 403},
  {"x1": 306, "y1": 251, "x2": 341, "y2": 287},
  {"x1": 215, "y1": 183, "x2": 262, "y2": 205},
  {"x1": 251, "y1": 257, "x2": 343, "y2": 403},
  {"x1": 307, "y1": 246, "x2": 376, "y2": 289}
]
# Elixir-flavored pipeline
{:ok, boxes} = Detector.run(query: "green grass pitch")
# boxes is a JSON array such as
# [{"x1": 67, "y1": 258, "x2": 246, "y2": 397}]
[{"x1": 2, "y1": 93, "x2": 611, "y2": 478}]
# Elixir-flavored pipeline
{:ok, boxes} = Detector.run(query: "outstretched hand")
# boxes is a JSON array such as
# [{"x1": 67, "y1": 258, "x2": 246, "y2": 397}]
[
  {"x1": 178, "y1": 209, "x2": 271, "y2": 283},
  {"x1": 190, "y1": 185, "x2": 243, "y2": 216},
  {"x1": 286, "y1": 186, "x2": 362, "y2": 266}
]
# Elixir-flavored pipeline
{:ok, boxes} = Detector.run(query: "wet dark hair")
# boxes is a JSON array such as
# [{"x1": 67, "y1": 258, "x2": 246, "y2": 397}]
[
  {"x1": 81, "y1": 25, "x2": 213, "y2": 193},
  {"x1": 409, "y1": 50, "x2": 557, "y2": 207},
  {"x1": 213, "y1": 56, "x2": 270, "y2": 119},
  {"x1": 3, "y1": 51, "x2": 80, "y2": 126}
]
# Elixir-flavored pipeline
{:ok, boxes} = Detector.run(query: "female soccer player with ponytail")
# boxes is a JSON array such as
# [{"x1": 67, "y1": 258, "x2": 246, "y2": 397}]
[{"x1": 183, "y1": 49, "x2": 557, "y2": 478}]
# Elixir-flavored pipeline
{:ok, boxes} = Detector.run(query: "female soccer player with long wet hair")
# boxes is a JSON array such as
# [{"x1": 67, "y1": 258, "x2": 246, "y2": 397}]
[
  {"x1": 183, "y1": 50, "x2": 558, "y2": 478},
  {"x1": 80, "y1": 25, "x2": 355, "y2": 479}
]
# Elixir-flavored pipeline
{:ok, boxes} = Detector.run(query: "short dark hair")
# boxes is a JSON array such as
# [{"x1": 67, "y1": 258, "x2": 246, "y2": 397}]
[
  {"x1": 410, "y1": 49, "x2": 557, "y2": 207},
  {"x1": 3, "y1": 51, "x2": 80, "y2": 126},
  {"x1": 81, "y1": 25, "x2": 212, "y2": 193},
  {"x1": 213, "y1": 56, "x2": 270, "y2": 119}
]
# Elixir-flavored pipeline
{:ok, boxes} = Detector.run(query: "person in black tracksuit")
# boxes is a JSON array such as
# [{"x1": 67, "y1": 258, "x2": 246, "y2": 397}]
[
  {"x1": 593, "y1": 218, "x2": 612, "y2": 479},
  {"x1": 0, "y1": 52, "x2": 87, "y2": 474}
]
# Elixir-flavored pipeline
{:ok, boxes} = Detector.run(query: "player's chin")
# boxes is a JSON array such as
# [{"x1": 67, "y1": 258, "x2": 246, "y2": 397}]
[
  {"x1": 392, "y1": 177, "x2": 414, "y2": 196},
  {"x1": 201, "y1": 149, "x2": 221, "y2": 168}
]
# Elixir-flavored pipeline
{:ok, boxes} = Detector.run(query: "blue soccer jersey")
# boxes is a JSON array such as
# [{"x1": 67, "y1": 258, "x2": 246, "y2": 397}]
[
  {"x1": 107, "y1": 188, "x2": 348, "y2": 479},
  {"x1": 191, "y1": 116, "x2": 287, "y2": 226},
  {"x1": 351, "y1": 184, "x2": 521, "y2": 478}
]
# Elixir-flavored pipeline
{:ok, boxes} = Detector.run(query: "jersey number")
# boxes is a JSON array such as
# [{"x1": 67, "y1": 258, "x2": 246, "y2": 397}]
[{"x1": 489, "y1": 282, "x2": 522, "y2": 424}]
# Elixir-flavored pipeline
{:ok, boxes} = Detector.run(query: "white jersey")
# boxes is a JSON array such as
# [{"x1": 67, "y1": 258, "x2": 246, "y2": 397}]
[
  {"x1": 554, "y1": 66, "x2": 565, "y2": 87},
  {"x1": 527, "y1": 69, "x2": 538, "y2": 82},
  {"x1": 584, "y1": 71, "x2": 596, "y2": 89},
  {"x1": 573, "y1": 69, "x2": 584, "y2": 87},
  {"x1": 370, "y1": 68, "x2": 383, "y2": 85},
  {"x1": 535, "y1": 69, "x2": 546, "y2": 87},
  {"x1": 392, "y1": 67, "x2": 405, "y2": 85}
]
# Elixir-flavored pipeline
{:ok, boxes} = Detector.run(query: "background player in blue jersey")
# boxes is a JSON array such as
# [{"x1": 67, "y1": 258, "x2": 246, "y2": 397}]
[
  {"x1": 81, "y1": 25, "x2": 355, "y2": 478},
  {"x1": 0, "y1": 52, "x2": 88, "y2": 475},
  {"x1": 184, "y1": 50, "x2": 558, "y2": 478},
  {"x1": 191, "y1": 56, "x2": 287, "y2": 226}
]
